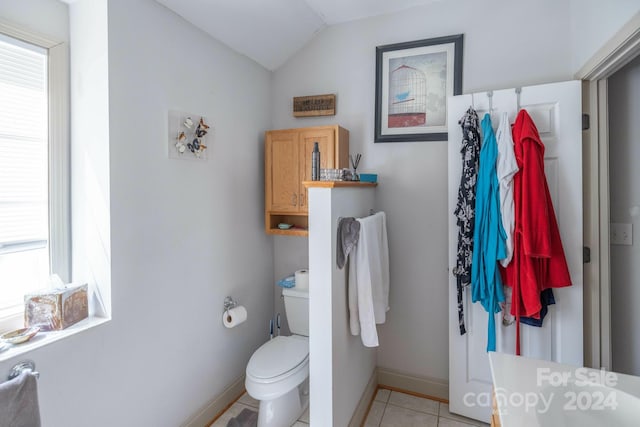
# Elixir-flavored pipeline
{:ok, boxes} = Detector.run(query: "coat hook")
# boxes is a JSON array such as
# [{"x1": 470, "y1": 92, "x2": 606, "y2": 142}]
[
  {"x1": 515, "y1": 87, "x2": 522, "y2": 111},
  {"x1": 487, "y1": 91, "x2": 494, "y2": 112}
]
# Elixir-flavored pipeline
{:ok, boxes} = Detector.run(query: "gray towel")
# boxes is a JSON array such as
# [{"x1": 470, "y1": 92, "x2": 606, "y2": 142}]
[
  {"x1": 226, "y1": 408, "x2": 258, "y2": 427},
  {"x1": 0, "y1": 371, "x2": 41, "y2": 427},
  {"x1": 337, "y1": 217, "x2": 360, "y2": 269}
]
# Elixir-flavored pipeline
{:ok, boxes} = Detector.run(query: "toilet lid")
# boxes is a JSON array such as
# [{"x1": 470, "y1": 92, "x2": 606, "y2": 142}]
[{"x1": 247, "y1": 336, "x2": 308, "y2": 379}]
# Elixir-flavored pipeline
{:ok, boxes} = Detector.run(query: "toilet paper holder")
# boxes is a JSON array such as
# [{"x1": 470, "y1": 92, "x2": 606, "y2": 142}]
[{"x1": 223, "y1": 296, "x2": 238, "y2": 316}]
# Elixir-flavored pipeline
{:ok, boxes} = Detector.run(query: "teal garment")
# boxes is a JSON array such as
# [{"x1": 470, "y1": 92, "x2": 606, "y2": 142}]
[{"x1": 471, "y1": 113, "x2": 507, "y2": 352}]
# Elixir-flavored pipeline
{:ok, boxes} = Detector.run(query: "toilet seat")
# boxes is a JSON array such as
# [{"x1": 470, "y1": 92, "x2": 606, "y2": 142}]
[
  {"x1": 247, "y1": 336, "x2": 308, "y2": 381},
  {"x1": 245, "y1": 335, "x2": 309, "y2": 401}
]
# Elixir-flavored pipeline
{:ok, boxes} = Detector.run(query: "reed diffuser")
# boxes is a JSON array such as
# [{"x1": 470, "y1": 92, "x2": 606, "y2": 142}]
[{"x1": 350, "y1": 153, "x2": 362, "y2": 181}]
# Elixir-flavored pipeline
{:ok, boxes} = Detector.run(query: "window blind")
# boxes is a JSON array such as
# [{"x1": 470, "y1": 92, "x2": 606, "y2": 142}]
[{"x1": 0, "y1": 33, "x2": 48, "y2": 253}]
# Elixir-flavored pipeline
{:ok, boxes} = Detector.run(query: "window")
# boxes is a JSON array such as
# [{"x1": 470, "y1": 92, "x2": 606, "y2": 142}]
[{"x1": 0, "y1": 26, "x2": 69, "y2": 329}]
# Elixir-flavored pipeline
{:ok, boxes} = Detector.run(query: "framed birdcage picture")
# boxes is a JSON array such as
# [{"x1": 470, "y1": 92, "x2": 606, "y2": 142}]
[{"x1": 375, "y1": 34, "x2": 463, "y2": 142}]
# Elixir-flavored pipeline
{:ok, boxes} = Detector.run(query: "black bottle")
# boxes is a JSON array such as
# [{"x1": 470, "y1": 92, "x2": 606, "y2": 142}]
[{"x1": 311, "y1": 142, "x2": 320, "y2": 181}]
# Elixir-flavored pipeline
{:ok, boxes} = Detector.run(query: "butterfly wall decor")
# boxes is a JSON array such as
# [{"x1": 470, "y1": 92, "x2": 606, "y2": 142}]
[{"x1": 169, "y1": 111, "x2": 211, "y2": 160}]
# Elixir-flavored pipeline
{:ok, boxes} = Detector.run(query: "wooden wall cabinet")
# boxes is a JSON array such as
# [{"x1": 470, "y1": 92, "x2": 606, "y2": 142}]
[{"x1": 265, "y1": 125, "x2": 349, "y2": 236}]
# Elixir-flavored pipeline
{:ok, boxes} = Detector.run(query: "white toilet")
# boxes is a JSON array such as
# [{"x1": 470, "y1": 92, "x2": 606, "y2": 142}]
[{"x1": 245, "y1": 287, "x2": 309, "y2": 427}]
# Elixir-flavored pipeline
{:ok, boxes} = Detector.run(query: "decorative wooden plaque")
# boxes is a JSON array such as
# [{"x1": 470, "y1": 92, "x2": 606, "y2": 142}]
[{"x1": 293, "y1": 94, "x2": 336, "y2": 117}]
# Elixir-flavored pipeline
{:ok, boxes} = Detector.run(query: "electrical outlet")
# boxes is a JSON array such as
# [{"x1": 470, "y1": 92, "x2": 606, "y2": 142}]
[{"x1": 611, "y1": 223, "x2": 633, "y2": 245}]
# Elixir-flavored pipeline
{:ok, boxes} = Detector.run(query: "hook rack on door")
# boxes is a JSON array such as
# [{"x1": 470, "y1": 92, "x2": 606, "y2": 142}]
[{"x1": 487, "y1": 91, "x2": 494, "y2": 113}]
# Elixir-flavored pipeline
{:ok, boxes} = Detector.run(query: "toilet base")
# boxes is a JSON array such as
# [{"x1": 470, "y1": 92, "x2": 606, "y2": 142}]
[{"x1": 257, "y1": 378, "x2": 309, "y2": 427}]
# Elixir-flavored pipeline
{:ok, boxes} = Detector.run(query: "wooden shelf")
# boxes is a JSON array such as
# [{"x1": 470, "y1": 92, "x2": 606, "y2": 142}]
[
  {"x1": 266, "y1": 212, "x2": 308, "y2": 237},
  {"x1": 302, "y1": 181, "x2": 378, "y2": 188},
  {"x1": 266, "y1": 228, "x2": 309, "y2": 237}
]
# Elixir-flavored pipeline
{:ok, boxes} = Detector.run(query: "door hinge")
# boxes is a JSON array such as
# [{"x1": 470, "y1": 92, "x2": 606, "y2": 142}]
[
  {"x1": 582, "y1": 113, "x2": 590, "y2": 131},
  {"x1": 583, "y1": 246, "x2": 591, "y2": 264}
]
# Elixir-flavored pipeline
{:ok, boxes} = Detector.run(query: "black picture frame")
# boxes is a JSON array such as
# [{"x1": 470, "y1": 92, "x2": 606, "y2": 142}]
[{"x1": 375, "y1": 34, "x2": 463, "y2": 143}]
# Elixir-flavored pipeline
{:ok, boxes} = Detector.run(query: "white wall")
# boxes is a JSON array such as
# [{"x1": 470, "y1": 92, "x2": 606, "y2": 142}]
[
  {"x1": 308, "y1": 186, "x2": 377, "y2": 426},
  {"x1": 0, "y1": 0, "x2": 274, "y2": 425},
  {"x1": 272, "y1": 0, "x2": 575, "y2": 385},
  {"x1": 273, "y1": 236, "x2": 308, "y2": 336},
  {"x1": 0, "y1": 0, "x2": 69, "y2": 41},
  {"x1": 569, "y1": 0, "x2": 640, "y2": 72},
  {"x1": 608, "y1": 54, "x2": 640, "y2": 377},
  {"x1": 69, "y1": 0, "x2": 111, "y2": 316}
]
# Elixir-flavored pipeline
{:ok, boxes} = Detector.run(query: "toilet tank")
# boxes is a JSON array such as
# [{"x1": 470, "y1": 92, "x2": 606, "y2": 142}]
[{"x1": 282, "y1": 287, "x2": 309, "y2": 336}]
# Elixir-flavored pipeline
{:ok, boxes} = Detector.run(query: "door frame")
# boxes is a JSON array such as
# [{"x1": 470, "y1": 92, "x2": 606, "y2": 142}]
[{"x1": 576, "y1": 12, "x2": 640, "y2": 370}]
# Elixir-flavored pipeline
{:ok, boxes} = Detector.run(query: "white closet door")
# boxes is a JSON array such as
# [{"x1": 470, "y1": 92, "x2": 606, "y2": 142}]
[{"x1": 447, "y1": 81, "x2": 583, "y2": 422}]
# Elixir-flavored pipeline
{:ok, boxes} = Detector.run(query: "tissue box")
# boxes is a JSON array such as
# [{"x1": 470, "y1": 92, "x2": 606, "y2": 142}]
[
  {"x1": 359, "y1": 173, "x2": 378, "y2": 183},
  {"x1": 24, "y1": 284, "x2": 88, "y2": 331}
]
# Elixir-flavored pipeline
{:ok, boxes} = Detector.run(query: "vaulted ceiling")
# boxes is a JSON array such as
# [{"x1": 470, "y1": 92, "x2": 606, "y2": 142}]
[{"x1": 155, "y1": 0, "x2": 443, "y2": 70}]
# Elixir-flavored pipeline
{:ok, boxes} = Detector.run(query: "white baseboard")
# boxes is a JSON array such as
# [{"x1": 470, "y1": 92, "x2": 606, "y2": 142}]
[
  {"x1": 181, "y1": 375, "x2": 246, "y2": 427},
  {"x1": 348, "y1": 369, "x2": 378, "y2": 427},
  {"x1": 183, "y1": 368, "x2": 448, "y2": 426},
  {"x1": 377, "y1": 368, "x2": 449, "y2": 401}
]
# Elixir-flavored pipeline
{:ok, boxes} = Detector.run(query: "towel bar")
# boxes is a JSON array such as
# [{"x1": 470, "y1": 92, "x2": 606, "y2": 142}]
[
  {"x1": 8, "y1": 361, "x2": 39, "y2": 381},
  {"x1": 337, "y1": 208, "x2": 376, "y2": 224}
]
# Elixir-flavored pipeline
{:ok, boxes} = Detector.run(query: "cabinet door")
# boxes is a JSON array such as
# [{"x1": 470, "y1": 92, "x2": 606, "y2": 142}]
[
  {"x1": 266, "y1": 131, "x2": 300, "y2": 212},
  {"x1": 299, "y1": 129, "x2": 335, "y2": 210}
]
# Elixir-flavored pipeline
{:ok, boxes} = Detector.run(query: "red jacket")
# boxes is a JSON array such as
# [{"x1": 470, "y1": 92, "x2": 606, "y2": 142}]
[{"x1": 502, "y1": 110, "x2": 572, "y2": 353}]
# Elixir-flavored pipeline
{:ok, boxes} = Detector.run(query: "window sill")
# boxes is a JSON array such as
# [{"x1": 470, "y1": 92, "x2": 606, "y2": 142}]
[{"x1": 0, "y1": 316, "x2": 110, "y2": 363}]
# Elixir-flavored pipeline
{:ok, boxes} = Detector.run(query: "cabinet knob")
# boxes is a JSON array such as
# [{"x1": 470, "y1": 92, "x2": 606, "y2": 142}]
[
  {"x1": 291, "y1": 193, "x2": 297, "y2": 206},
  {"x1": 300, "y1": 192, "x2": 305, "y2": 207}
]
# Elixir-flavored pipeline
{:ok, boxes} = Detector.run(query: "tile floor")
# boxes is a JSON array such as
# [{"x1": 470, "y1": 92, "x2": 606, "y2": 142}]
[
  {"x1": 210, "y1": 389, "x2": 487, "y2": 427},
  {"x1": 365, "y1": 389, "x2": 489, "y2": 427},
  {"x1": 209, "y1": 392, "x2": 309, "y2": 427}
]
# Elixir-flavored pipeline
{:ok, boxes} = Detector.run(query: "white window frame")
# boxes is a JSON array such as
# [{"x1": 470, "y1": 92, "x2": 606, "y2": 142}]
[{"x1": 0, "y1": 19, "x2": 70, "y2": 331}]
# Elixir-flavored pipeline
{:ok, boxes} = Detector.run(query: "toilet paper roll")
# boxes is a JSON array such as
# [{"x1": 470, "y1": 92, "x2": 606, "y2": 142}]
[
  {"x1": 295, "y1": 269, "x2": 309, "y2": 290},
  {"x1": 223, "y1": 306, "x2": 247, "y2": 328}
]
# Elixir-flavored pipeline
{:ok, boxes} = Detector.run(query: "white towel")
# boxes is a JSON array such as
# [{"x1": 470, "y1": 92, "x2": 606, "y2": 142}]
[
  {"x1": 0, "y1": 371, "x2": 41, "y2": 427},
  {"x1": 496, "y1": 111, "x2": 519, "y2": 267},
  {"x1": 348, "y1": 211, "x2": 390, "y2": 347}
]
